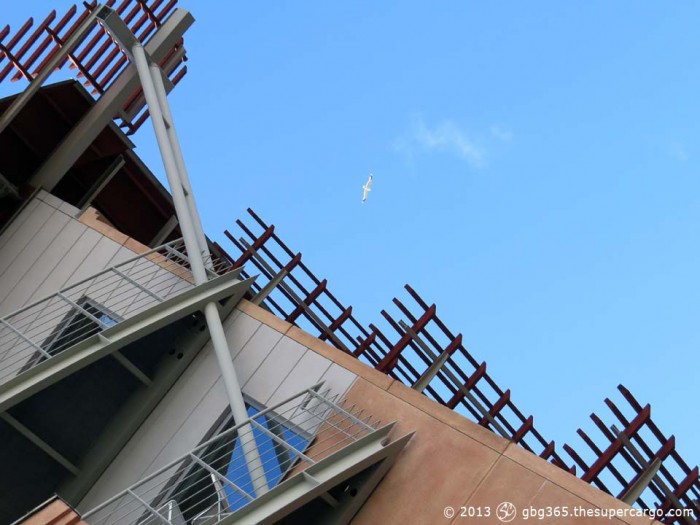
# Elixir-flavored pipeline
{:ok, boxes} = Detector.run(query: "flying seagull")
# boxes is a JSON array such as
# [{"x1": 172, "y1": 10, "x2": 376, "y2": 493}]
[{"x1": 362, "y1": 174, "x2": 373, "y2": 203}]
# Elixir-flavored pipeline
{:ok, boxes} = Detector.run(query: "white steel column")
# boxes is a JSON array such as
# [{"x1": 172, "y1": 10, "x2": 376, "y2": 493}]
[
  {"x1": 130, "y1": 45, "x2": 205, "y2": 282},
  {"x1": 148, "y1": 61, "x2": 211, "y2": 268},
  {"x1": 130, "y1": 43, "x2": 269, "y2": 497}
]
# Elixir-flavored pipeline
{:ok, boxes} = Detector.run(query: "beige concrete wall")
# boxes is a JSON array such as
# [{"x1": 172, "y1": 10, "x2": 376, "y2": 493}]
[{"x1": 240, "y1": 301, "x2": 664, "y2": 525}]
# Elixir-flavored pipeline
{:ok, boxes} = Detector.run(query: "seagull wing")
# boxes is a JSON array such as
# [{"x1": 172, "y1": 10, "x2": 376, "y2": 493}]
[{"x1": 362, "y1": 174, "x2": 373, "y2": 203}]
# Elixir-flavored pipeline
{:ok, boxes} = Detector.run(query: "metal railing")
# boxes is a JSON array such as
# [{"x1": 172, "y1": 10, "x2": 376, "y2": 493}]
[
  {"x1": 0, "y1": 238, "x2": 230, "y2": 386},
  {"x1": 222, "y1": 209, "x2": 700, "y2": 523},
  {"x1": 0, "y1": 0, "x2": 188, "y2": 136},
  {"x1": 82, "y1": 385, "x2": 380, "y2": 525},
  {"x1": 219, "y1": 209, "x2": 574, "y2": 471}
]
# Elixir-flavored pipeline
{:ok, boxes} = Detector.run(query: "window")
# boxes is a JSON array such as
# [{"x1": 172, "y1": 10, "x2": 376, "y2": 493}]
[
  {"x1": 43, "y1": 297, "x2": 119, "y2": 355},
  {"x1": 153, "y1": 401, "x2": 312, "y2": 524}
]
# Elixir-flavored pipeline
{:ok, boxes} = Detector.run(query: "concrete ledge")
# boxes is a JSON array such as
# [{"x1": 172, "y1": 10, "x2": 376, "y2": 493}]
[
  {"x1": 502, "y1": 443, "x2": 658, "y2": 525},
  {"x1": 234, "y1": 300, "x2": 664, "y2": 525},
  {"x1": 15, "y1": 497, "x2": 86, "y2": 525},
  {"x1": 236, "y1": 300, "x2": 508, "y2": 450},
  {"x1": 386, "y1": 378, "x2": 510, "y2": 454},
  {"x1": 78, "y1": 207, "x2": 129, "y2": 246},
  {"x1": 236, "y1": 299, "x2": 293, "y2": 335}
]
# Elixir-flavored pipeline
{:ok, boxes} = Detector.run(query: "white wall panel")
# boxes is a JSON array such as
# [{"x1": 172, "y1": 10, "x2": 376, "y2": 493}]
[
  {"x1": 0, "y1": 197, "x2": 55, "y2": 284},
  {"x1": 0, "y1": 208, "x2": 69, "y2": 316},
  {"x1": 0, "y1": 191, "x2": 132, "y2": 317},
  {"x1": 0, "y1": 218, "x2": 86, "y2": 315},
  {"x1": 243, "y1": 336, "x2": 306, "y2": 405},
  {"x1": 63, "y1": 236, "x2": 122, "y2": 288},
  {"x1": 0, "y1": 197, "x2": 40, "y2": 253},
  {"x1": 231, "y1": 324, "x2": 284, "y2": 384},
  {"x1": 319, "y1": 363, "x2": 358, "y2": 400},
  {"x1": 267, "y1": 350, "x2": 332, "y2": 408},
  {"x1": 0, "y1": 195, "x2": 50, "y2": 267},
  {"x1": 80, "y1": 311, "x2": 360, "y2": 512}
]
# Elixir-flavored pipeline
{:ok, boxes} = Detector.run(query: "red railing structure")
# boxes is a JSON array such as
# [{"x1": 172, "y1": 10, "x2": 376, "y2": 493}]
[
  {"x1": 564, "y1": 386, "x2": 699, "y2": 524},
  {"x1": 220, "y1": 208, "x2": 699, "y2": 524},
  {"x1": 0, "y1": 0, "x2": 187, "y2": 135},
  {"x1": 219, "y1": 208, "x2": 575, "y2": 472}
]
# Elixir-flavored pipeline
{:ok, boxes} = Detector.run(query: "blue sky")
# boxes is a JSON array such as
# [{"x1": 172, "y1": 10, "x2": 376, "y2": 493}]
[{"x1": 3, "y1": 1, "x2": 699, "y2": 476}]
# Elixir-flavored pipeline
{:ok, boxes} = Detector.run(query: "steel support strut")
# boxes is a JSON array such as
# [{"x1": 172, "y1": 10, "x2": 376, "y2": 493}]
[
  {"x1": 129, "y1": 42, "x2": 269, "y2": 497},
  {"x1": 148, "y1": 61, "x2": 212, "y2": 269},
  {"x1": 95, "y1": 4, "x2": 269, "y2": 496}
]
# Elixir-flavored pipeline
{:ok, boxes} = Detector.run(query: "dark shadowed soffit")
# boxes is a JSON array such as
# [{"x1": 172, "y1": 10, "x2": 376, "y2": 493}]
[
  {"x1": 0, "y1": 80, "x2": 179, "y2": 245},
  {"x1": 0, "y1": 312, "x2": 205, "y2": 525}
]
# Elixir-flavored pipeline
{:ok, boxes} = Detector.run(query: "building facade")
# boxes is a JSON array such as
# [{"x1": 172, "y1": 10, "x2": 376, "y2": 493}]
[{"x1": 0, "y1": 2, "x2": 697, "y2": 524}]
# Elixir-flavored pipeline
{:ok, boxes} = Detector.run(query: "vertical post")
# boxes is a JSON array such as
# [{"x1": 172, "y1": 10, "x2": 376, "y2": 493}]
[
  {"x1": 130, "y1": 44, "x2": 207, "y2": 284},
  {"x1": 148, "y1": 62, "x2": 212, "y2": 270},
  {"x1": 130, "y1": 43, "x2": 269, "y2": 497}
]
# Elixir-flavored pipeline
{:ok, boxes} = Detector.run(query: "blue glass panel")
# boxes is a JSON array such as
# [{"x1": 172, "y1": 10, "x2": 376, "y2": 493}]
[{"x1": 221, "y1": 404, "x2": 310, "y2": 511}]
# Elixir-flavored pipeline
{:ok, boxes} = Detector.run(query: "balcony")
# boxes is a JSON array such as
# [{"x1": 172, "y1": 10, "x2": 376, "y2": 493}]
[
  {"x1": 0, "y1": 239, "x2": 254, "y2": 523},
  {"x1": 81, "y1": 385, "x2": 411, "y2": 525},
  {"x1": 0, "y1": 238, "x2": 239, "y2": 393}
]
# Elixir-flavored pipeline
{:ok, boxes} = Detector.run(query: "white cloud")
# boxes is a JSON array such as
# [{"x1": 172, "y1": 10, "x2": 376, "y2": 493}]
[
  {"x1": 394, "y1": 115, "x2": 513, "y2": 169},
  {"x1": 411, "y1": 116, "x2": 487, "y2": 169}
]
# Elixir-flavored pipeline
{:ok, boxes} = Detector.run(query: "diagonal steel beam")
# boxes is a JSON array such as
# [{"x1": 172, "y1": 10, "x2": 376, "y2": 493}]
[
  {"x1": 28, "y1": 8, "x2": 194, "y2": 191},
  {"x1": 0, "y1": 7, "x2": 100, "y2": 136},
  {"x1": 0, "y1": 273, "x2": 252, "y2": 414},
  {"x1": 148, "y1": 215, "x2": 178, "y2": 248},
  {"x1": 219, "y1": 425, "x2": 411, "y2": 525},
  {"x1": 77, "y1": 155, "x2": 126, "y2": 212},
  {"x1": 0, "y1": 411, "x2": 79, "y2": 475},
  {"x1": 58, "y1": 295, "x2": 242, "y2": 505},
  {"x1": 612, "y1": 425, "x2": 693, "y2": 524},
  {"x1": 398, "y1": 320, "x2": 507, "y2": 437},
  {"x1": 111, "y1": 350, "x2": 152, "y2": 386}
]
